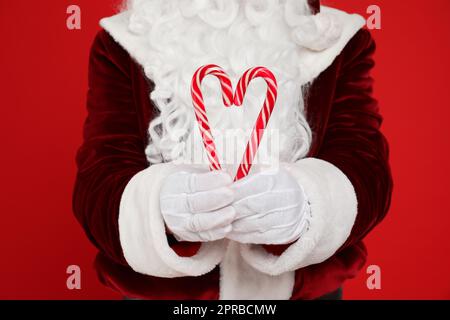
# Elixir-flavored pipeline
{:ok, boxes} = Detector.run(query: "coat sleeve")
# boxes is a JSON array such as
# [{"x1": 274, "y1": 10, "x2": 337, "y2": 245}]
[
  {"x1": 239, "y1": 29, "x2": 393, "y2": 276},
  {"x1": 317, "y1": 28, "x2": 393, "y2": 250},
  {"x1": 73, "y1": 31, "x2": 227, "y2": 277},
  {"x1": 73, "y1": 30, "x2": 148, "y2": 266}
]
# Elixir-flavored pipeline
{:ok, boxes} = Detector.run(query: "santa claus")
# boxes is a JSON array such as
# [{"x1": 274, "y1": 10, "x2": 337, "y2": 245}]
[{"x1": 73, "y1": 0, "x2": 393, "y2": 300}]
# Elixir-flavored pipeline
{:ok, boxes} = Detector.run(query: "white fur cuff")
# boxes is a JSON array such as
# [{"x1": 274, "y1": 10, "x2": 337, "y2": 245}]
[
  {"x1": 239, "y1": 158, "x2": 358, "y2": 276},
  {"x1": 119, "y1": 163, "x2": 228, "y2": 278}
]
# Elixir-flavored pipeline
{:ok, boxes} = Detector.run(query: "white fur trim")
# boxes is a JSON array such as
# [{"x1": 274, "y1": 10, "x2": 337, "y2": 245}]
[
  {"x1": 219, "y1": 241, "x2": 295, "y2": 300},
  {"x1": 239, "y1": 158, "x2": 358, "y2": 276},
  {"x1": 296, "y1": 6, "x2": 366, "y2": 81},
  {"x1": 119, "y1": 163, "x2": 228, "y2": 277},
  {"x1": 100, "y1": 10, "x2": 148, "y2": 70}
]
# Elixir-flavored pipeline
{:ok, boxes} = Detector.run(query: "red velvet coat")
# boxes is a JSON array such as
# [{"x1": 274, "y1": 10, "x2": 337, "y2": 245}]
[{"x1": 73, "y1": 22, "x2": 392, "y2": 299}]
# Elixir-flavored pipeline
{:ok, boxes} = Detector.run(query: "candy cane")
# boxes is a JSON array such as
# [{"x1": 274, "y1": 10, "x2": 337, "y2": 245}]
[
  {"x1": 191, "y1": 64, "x2": 233, "y2": 171},
  {"x1": 233, "y1": 67, "x2": 278, "y2": 181},
  {"x1": 191, "y1": 65, "x2": 278, "y2": 180}
]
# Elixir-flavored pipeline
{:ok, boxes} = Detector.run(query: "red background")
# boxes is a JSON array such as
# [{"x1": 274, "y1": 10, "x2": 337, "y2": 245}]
[{"x1": 1, "y1": 0, "x2": 449, "y2": 300}]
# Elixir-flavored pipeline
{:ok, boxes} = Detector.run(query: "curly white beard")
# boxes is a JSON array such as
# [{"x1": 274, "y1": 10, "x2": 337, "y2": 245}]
[{"x1": 124, "y1": 0, "x2": 342, "y2": 172}]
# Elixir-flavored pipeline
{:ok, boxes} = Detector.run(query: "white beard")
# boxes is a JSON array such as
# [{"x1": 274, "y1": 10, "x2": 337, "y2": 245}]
[{"x1": 125, "y1": 0, "x2": 343, "y2": 172}]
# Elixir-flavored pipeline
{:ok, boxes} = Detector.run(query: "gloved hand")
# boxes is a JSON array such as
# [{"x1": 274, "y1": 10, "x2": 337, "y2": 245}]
[
  {"x1": 160, "y1": 169, "x2": 236, "y2": 242},
  {"x1": 227, "y1": 168, "x2": 310, "y2": 245}
]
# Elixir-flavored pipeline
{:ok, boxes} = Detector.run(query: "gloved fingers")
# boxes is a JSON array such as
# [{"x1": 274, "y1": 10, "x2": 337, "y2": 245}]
[
  {"x1": 161, "y1": 170, "x2": 232, "y2": 196},
  {"x1": 232, "y1": 188, "x2": 304, "y2": 218},
  {"x1": 231, "y1": 205, "x2": 302, "y2": 233},
  {"x1": 196, "y1": 225, "x2": 233, "y2": 242},
  {"x1": 160, "y1": 193, "x2": 188, "y2": 215},
  {"x1": 173, "y1": 225, "x2": 233, "y2": 242},
  {"x1": 160, "y1": 171, "x2": 196, "y2": 196},
  {"x1": 227, "y1": 224, "x2": 302, "y2": 245},
  {"x1": 226, "y1": 229, "x2": 273, "y2": 244},
  {"x1": 230, "y1": 172, "x2": 275, "y2": 202},
  {"x1": 187, "y1": 206, "x2": 236, "y2": 232},
  {"x1": 189, "y1": 170, "x2": 233, "y2": 192},
  {"x1": 161, "y1": 187, "x2": 234, "y2": 214},
  {"x1": 187, "y1": 187, "x2": 235, "y2": 213}
]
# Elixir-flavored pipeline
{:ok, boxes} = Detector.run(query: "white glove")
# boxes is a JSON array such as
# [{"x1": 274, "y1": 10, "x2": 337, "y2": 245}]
[
  {"x1": 228, "y1": 168, "x2": 310, "y2": 245},
  {"x1": 160, "y1": 169, "x2": 236, "y2": 242}
]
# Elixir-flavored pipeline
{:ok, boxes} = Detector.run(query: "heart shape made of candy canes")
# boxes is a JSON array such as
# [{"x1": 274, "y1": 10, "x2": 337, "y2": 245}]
[{"x1": 191, "y1": 64, "x2": 278, "y2": 181}]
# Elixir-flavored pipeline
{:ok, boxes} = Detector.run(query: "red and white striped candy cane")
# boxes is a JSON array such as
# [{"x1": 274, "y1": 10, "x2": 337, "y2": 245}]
[
  {"x1": 191, "y1": 64, "x2": 233, "y2": 171},
  {"x1": 233, "y1": 67, "x2": 278, "y2": 181}
]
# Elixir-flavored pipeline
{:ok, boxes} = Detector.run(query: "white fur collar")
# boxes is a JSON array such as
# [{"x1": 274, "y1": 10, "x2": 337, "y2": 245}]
[{"x1": 100, "y1": 5, "x2": 364, "y2": 85}]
